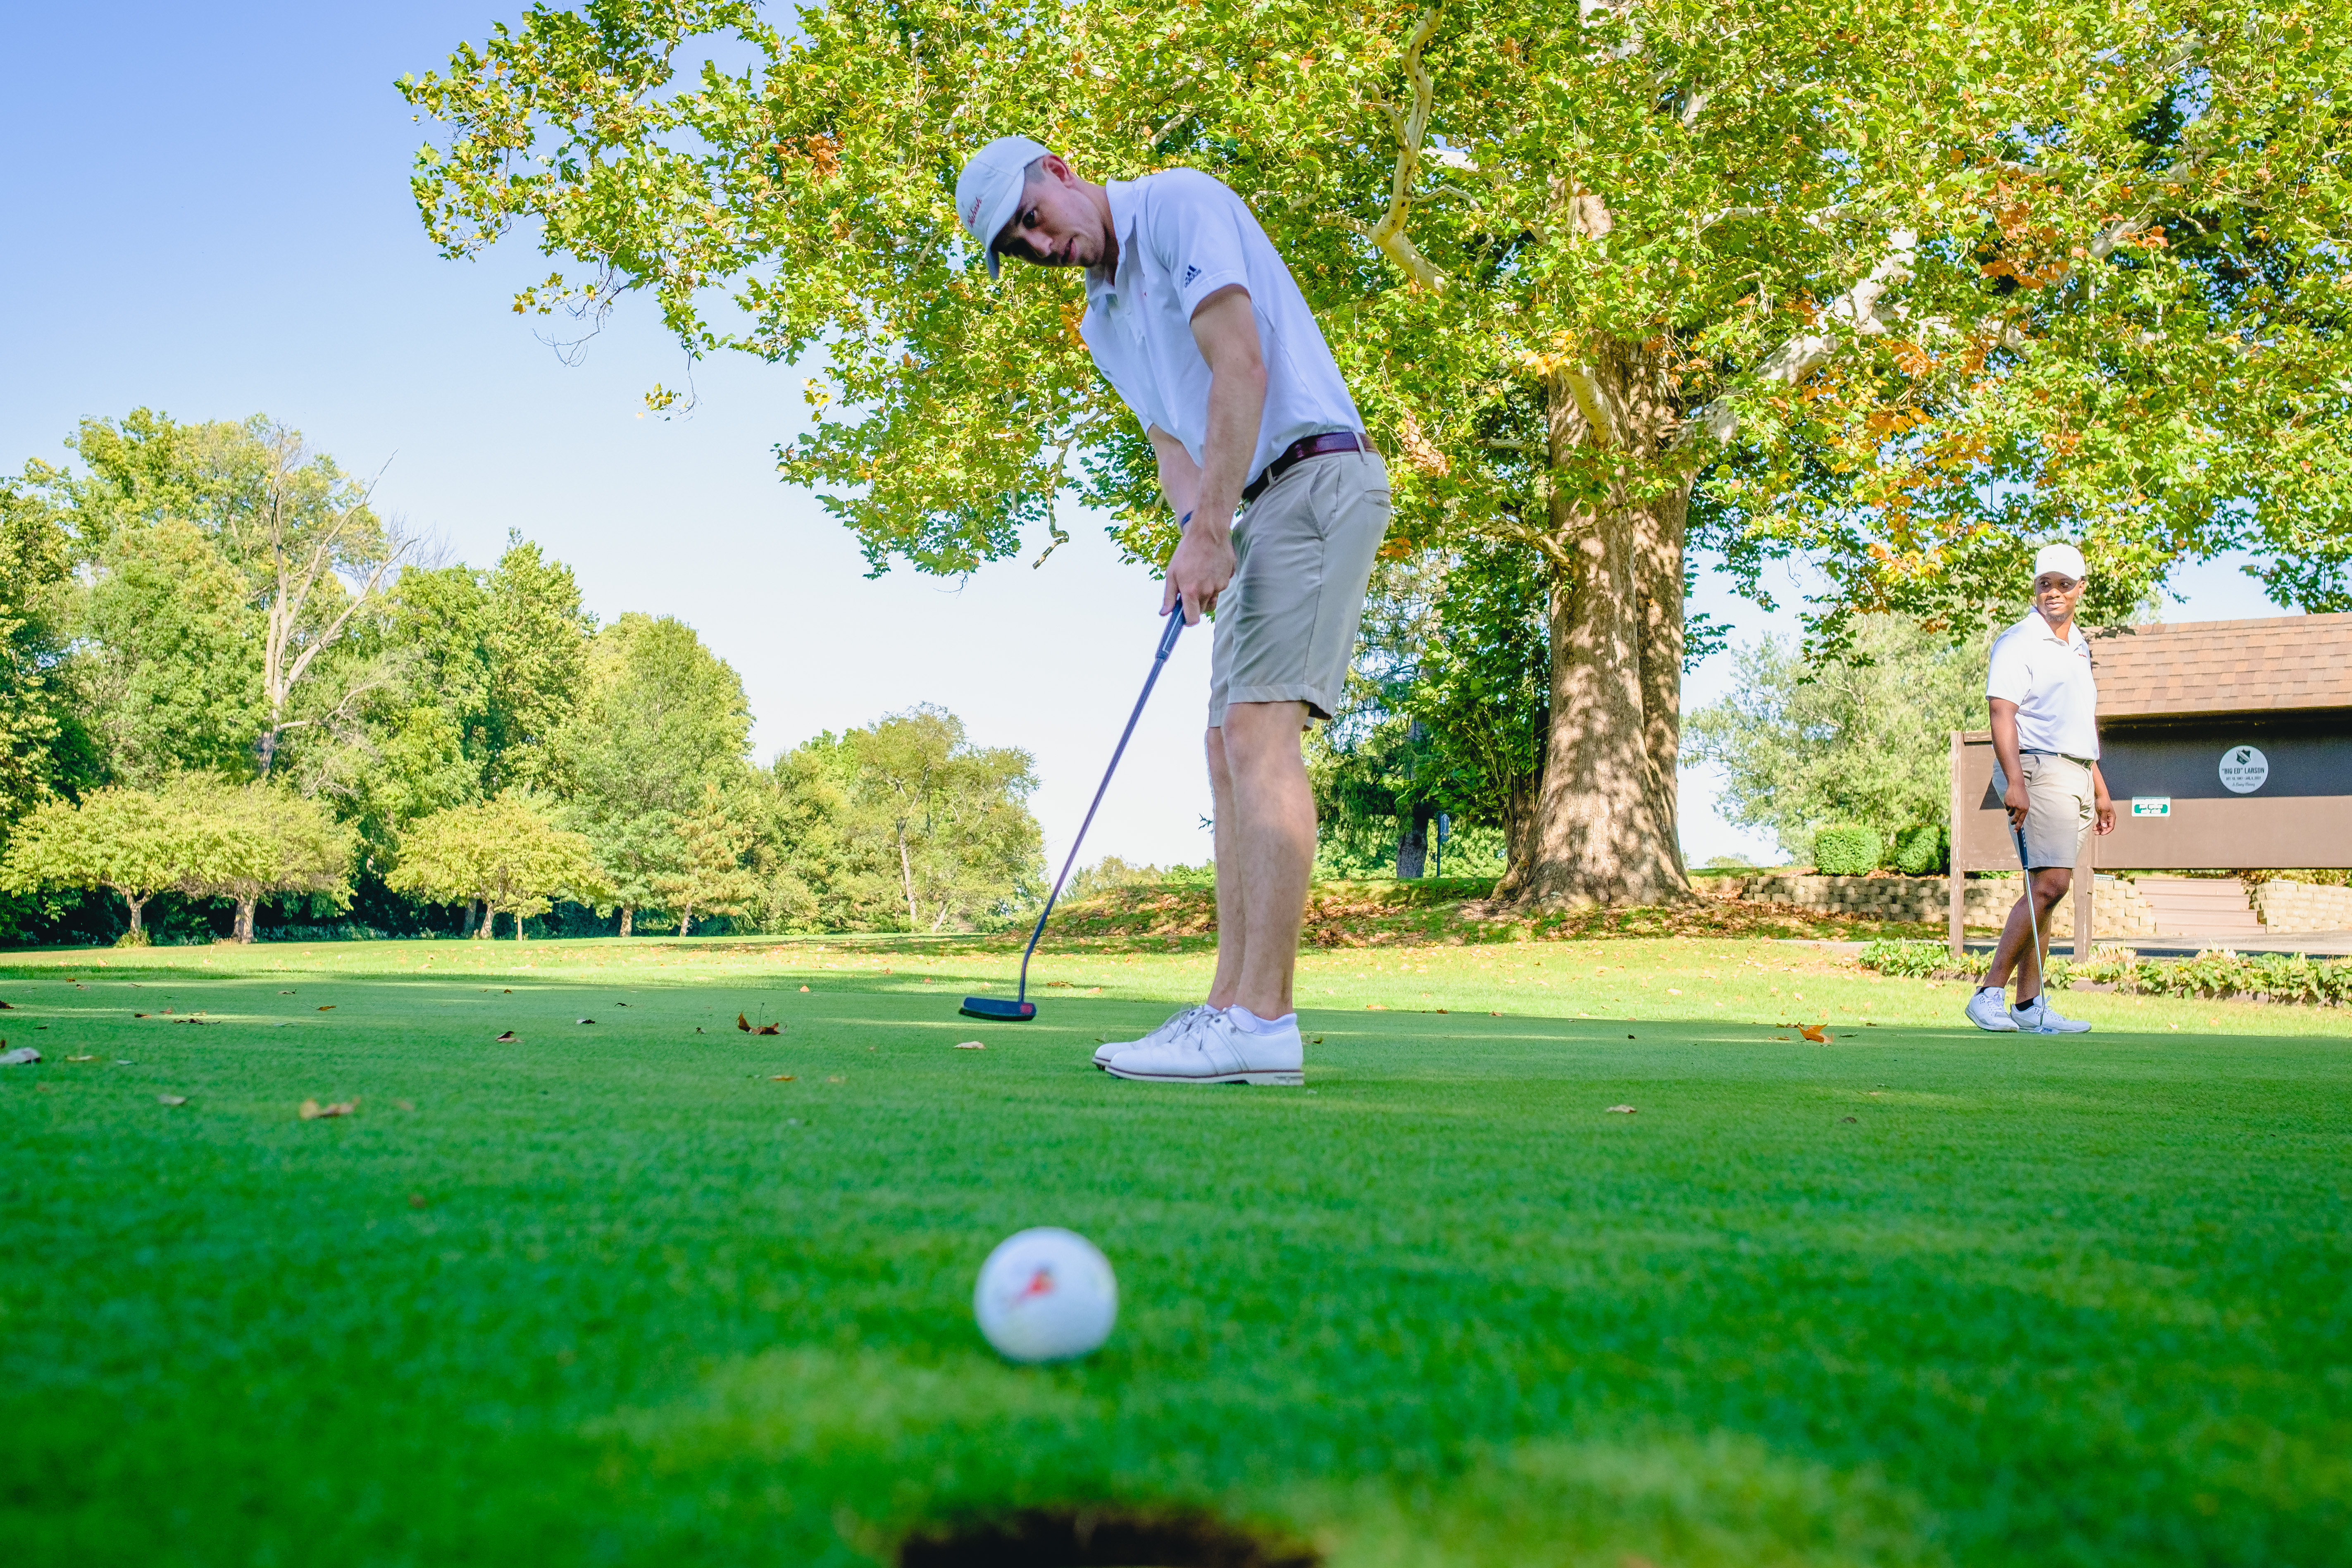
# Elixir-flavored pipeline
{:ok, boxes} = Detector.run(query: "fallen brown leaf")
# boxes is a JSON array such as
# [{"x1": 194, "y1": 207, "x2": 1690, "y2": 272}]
[
  {"x1": 495, "y1": 1031, "x2": 515, "y2": 1042},
  {"x1": 755, "y1": 1022, "x2": 780, "y2": 1035},
  {"x1": 157, "y1": 1094, "x2": 188, "y2": 1107},
  {"x1": 1799, "y1": 1023, "x2": 1830, "y2": 1043},
  {"x1": 394, "y1": 1099, "x2": 415, "y2": 1111},
  {"x1": 1606, "y1": 1105, "x2": 1637, "y2": 1114},
  {"x1": 576, "y1": 1018, "x2": 595, "y2": 1025},
  {"x1": 825, "y1": 1075, "x2": 844, "y2": 1084},
  {"x1": 737, "y1": 1013, "x2": 751, "y2": 1032},
  {"x1": 65, "y1": 1054, "x2": 94, "y2": 1062},
  {"x1": 768, "y1": 1074, "x2": 795, "y2": 1081},
  {"x1": 133, "y1": 1012, "x2": 149, "y2": 1018},
  {"x1": 317, "y1": 1005, "x2": 335, "y2": 1012},
  {"x1": 298, "y1": 1098, "x2": 357, "y2": 1120},
  {"x1": 798, "y1": 985, "x2": 810, "y2": 992},
  {"x1": 408, "y1": 1194, "x2": 427, "y2": 1208},
  {"x1": 953, "y1": 1040, "x2": 985, "y2": 1050},
  {"x1": 1842, "y1": 1115, "x2": 1858, "y2": 1123},
  {"x1": 0, "y1": 1000, "x2": 13, "y2": 1009}
]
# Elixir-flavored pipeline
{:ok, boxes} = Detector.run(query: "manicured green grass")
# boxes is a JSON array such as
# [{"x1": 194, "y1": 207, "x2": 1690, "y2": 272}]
[{"x1": 3, "y1": 933, "x2": 2347, "y2": 1566}]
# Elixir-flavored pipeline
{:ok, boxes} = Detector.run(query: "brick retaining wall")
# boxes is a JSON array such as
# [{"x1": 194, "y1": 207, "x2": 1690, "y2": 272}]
[
  {"x1": 2251, "y1": 880, "x2": 2352, "y2": 933},
  {"x1": 1704, "y1": 873, "x2": 2158, "y2": 935}
]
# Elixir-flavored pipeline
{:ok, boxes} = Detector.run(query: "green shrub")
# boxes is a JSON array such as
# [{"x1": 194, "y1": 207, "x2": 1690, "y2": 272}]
[
  {"x1": 1892, "y1": 823, "x2": 1948, "y2": 875},
  {"x1": 1859, "y1": 937, "x2": 1945, "y2": 977},
  {"x1": 1855, "y1": 940, "x2": 2352, "y2": 1006},
  {"x1": 1812, "y1": 824, "x2": 1883, "y2": 876}
]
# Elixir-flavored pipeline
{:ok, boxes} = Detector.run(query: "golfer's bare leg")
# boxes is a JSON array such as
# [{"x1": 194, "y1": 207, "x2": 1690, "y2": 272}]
[
  {"x1": 1983, "y1": 867, "x2": 2071, "y2": 998},
  {"x1": 1204, "y1": 724, "x2": 1249, "y2": 1008},
  {"x1": 1214, "y1": 700, "x2": 1314, "y2": 1018}
]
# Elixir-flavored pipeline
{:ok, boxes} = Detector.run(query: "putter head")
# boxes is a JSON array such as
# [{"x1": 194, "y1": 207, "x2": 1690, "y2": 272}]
[{"x1": 960, "y1": 996, "x2": 1036, "y2": 1022}]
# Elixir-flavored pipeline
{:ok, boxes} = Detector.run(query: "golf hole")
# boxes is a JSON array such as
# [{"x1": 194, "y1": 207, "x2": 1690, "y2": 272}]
[{"x1": 896, "y1": 1505, "x2": 1319, "y2": 1568}]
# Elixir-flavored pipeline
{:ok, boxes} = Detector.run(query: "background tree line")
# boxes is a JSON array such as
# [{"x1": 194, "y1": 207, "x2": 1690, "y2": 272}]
[{"x1": 0, "y1": 410, "x2": 1043, "y2": 944}]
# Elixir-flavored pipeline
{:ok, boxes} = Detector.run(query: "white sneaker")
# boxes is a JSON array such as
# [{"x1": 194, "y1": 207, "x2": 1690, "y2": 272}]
[
  {"x1": 1964, "y1": 987, "x2": 2021, "y2": 1032},
  {"x1": 2009, "y1": 995, "x2": 2092, "y2": 1034},
  {"x1": 1092, "y1": 1004, "x2": 1213, "y2": 1069},
  {"x1": 1106, "y1": 1008, "x2": 1304, "y2": 1086}
]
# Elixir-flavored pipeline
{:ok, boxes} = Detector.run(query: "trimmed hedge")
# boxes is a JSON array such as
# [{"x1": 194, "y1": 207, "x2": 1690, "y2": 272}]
[
  {"x1": 1812, "y1": 824, "x2": 1883, "y2": 876},
  {"x1": 1893, "y1": 823, "x2": 1948, "y2": 875}
]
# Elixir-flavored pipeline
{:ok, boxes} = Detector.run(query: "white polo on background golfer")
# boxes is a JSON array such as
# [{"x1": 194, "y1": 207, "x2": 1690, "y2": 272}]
[
  {"x1": 954, "y1": 136, "x2": 1389, "y2": 1085},
  {"x1": 1966, "y1": 542, "x2": 2118, "y2": 1034}
]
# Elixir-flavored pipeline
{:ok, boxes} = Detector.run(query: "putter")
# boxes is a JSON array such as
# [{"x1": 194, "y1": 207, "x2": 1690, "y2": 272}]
[
  {"x1": 962, "y1": 605, "x2": 1188, "y2": 1021},
  {"x1": 2010, "y1": 814, "x2": 2052, "y2": 1005}
]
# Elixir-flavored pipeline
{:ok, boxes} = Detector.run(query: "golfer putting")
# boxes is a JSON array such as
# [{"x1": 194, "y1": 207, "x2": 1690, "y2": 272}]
[
  {"x1": 1966, "y1": 543, "x2": 2118, "y2": 1034},
  {"x1": 954, "y1": 137, "x2": 1389, "y2": 1085}
]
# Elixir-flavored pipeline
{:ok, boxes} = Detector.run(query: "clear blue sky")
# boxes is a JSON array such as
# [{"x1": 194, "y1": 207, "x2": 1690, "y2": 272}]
[{"x1": 0, "y1": 3, "x2": 2292, "y2": 872}]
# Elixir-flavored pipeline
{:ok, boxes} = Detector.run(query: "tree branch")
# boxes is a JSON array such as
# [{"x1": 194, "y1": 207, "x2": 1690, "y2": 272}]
[{"x1": 1363, "y1": 8, "x2": 1446, "y2": 291}]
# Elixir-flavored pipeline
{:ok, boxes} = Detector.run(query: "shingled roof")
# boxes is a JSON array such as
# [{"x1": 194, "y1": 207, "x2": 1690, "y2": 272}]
[{"x1": 2088, "y1": 611, "x2": 2352, "y2": 718}]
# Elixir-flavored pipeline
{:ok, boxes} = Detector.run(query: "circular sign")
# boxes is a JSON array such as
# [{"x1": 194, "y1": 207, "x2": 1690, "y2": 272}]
[{"x1": 2218, "y1": 745, "x2": 2269, "y2": 794}]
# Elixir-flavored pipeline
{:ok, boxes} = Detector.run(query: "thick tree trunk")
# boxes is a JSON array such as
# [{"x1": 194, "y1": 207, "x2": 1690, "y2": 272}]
[
  {"x1": 618, "y1": 905, "x2": 633, "y2": 938},
  {"x1": 1396, "y1": 806, "x2": 1430, "y2": 879},
  {"x1": 678, "y1": 902, "x2": 694, "y2": 937},
  {"x1": 235, "y1": 896, "x2": 257, "y2": 944},
  {"x1": 475, "y1": 908, "x2": 495, "y2": 940},
  {"x1": 1510, "y1": 360, "x2": 1692, "y2": 909},
  {"x1": 1637, "y1": 482, "x2": 1691, "y2": 889},
  {"x1": 460, "y1": 898, "x2": 477, "y2": 939},
  {"x1": 120, "y1": 890, "x2": 148, "y2": 939}
]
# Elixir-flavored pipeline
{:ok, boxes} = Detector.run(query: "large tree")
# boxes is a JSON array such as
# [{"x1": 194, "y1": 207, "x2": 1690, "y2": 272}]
[
  {"x1": 0, "y1": 786, "x2": 191, "y2": 942},
  {"x1": 168, "y1": 779, "x2": 357, "y2": 944},
  {"x1": 807, "y1": 705, "x2": 1042, "y2": 933},
  {"x1": 561, "y1": 612, "x2": 753, "y2": 933},
  {"x1": 386, "y1": 792, "x2": 610, "y2": 939},
  {"x1": 23, "y1": 410, "x2": 407, "y2": 784},
  {"x1": 403, "y1": 1, "x2": 2352, "y2": 906}
]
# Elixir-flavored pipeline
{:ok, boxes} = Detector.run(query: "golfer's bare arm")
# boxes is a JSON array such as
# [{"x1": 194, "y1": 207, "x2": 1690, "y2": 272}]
[
  {"x1": 1146, "y1": 426, "x2": 1200, "y2": 524},
  {"x1": 1160, "y1": 286, "x2": 1265, "y2": 622},
  {"x1": 1988, "y1": 698, "x2": 2029, "y2": 829}
]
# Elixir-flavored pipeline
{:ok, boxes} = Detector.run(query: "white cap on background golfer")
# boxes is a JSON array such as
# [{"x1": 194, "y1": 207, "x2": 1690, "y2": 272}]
[
  {"x1": 954, "y1": 134, "x2": 1051, "y2": 279},
  {"x1": 2033, "y1": 541, "x2": 2088, "y2": 582}
]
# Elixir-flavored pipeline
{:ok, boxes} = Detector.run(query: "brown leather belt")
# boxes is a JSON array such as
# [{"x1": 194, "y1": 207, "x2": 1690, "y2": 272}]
[{"x1": 1241, "y1": 431, "x2": 1371, "y2": 506}]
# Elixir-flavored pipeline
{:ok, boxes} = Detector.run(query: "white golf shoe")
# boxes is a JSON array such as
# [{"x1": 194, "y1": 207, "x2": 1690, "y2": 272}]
[
  {"x1": 1106, "y1": 1007, "x2": 1304, "y2": 1086},
  {"x1": 1964, "y1": 986, "x2": 2021, "y2": 1032},
  {"x1": 1092, "y1": 1004, "x2": 1213, "y2": 1069},
  {"x1": 2009, "y1": 994, "x2": 2092, "y2": 1033}
]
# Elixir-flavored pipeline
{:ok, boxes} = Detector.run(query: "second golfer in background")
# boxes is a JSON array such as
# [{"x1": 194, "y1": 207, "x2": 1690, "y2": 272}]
[
  {"x1": 956, "y1": 136, "x2": 1389, "y2": 1086},
  {"x1": 1966, "y1": 542, "x2": 2118, "y2": 1034}
]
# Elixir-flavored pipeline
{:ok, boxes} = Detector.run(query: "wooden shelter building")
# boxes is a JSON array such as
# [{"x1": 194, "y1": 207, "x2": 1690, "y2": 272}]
[{"x1": 1949, "y1": 611, "x2": 2352, "y2": 956}]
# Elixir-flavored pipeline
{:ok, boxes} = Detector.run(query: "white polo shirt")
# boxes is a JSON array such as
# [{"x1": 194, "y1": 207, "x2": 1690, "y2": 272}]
[
  {"x1": 1081, "y1": 169, "x2": 1363, "y2": 486},
  {"x1": 1986, "y1": 609, "x2": 2100, "y2": 759}
]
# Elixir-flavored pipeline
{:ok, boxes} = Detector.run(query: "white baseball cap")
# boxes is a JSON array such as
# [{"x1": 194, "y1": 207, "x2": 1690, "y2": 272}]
[
  {"x1": 2033, "y1": 541, "x2": 2089, "y2": 582},
  {"x1": 955, "y1": 135, "x2": 1052, "y2": 279}
]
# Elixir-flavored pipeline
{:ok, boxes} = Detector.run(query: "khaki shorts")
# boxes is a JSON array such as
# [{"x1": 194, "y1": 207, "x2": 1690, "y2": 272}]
[
  {"x1": 1208, "y1": 448, "x2": 1391, "y2": 727},
  {"x1": 1992, "y1": 752, "x2": 2095, "y2": 870}
]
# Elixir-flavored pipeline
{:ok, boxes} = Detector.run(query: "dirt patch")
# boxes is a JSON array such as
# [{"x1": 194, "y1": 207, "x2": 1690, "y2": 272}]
[{"x1": 898, "y1": 1505, "x2": 1318, "y2": 1568}]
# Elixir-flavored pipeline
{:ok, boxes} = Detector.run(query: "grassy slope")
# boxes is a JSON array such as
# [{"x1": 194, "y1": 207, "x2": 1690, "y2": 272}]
[{"x1": 2, "y1": 932, "x2": 2347, "y2": 1568}]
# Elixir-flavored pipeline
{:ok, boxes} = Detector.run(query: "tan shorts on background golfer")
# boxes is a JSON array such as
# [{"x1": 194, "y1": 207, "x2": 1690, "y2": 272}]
[
  {"x1": 2000, "y1": 752, "x2": 2096, "y2": 870},
  {"x1": 1207, "y1": 448, "x2": 1390, "y2": 728}
]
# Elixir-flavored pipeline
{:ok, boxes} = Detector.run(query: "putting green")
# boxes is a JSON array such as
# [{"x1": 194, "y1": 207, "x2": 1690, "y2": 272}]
[{"x1": 2, "y1": 934, "x2": 2345, "y2": 1566}]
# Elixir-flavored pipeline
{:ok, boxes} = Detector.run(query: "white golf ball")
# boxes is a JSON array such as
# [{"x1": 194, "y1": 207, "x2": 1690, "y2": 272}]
[{"x1": 972, "y1": 1227, "x2": 1118, "y2": 1362}]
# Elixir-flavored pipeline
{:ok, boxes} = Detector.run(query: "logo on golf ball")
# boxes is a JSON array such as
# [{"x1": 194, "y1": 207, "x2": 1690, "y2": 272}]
[{"x1": 972, "y1": 1227, "x2": 1117, "y2": 1362}]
